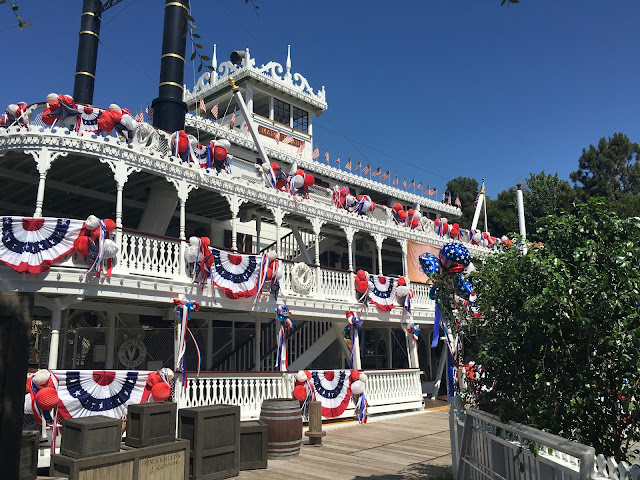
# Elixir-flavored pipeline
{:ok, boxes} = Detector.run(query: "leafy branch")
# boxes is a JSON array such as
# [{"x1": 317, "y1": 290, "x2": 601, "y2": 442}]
[
  {"x1": 1, "y1": 0, "x2": 31, "y2": 30},
  {"x1": 500, "y1": 0, "x2": 520, "y2": 5}
]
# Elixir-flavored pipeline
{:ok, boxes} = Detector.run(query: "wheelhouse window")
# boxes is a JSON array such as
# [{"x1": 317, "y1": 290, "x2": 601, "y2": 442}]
[
  {"x1": 293, "y1": 106, "x2": 308, "y2": 133},
  {"x1": 253, "y1": 90, "x2": 270, "y2": 118},
  {"x1": 273, "y1": 98, "x2": 290, "y2": 125}
]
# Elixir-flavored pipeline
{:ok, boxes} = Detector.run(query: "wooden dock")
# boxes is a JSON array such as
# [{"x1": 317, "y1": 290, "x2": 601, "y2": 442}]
[{"x1": 239, "y1": 405, "x2": 453, "y2": 480}]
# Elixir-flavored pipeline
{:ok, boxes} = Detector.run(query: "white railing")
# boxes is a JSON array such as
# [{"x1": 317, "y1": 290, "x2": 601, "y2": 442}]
[
  {"x1": 411, "y1": 282, "x2": 434, "y2": 308},
  {"x1": 320, "y1": 268, "x2": 353, "y2": 300},
  {"x1": 120, "y1": 231, "x2": 181, "y2": 278},
  {"x1": 175, "y1": 369, "x2": 423, "y2": 421}
]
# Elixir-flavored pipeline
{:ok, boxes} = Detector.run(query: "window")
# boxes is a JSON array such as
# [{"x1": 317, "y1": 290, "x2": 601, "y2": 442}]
[
  {"x1": 293, "y1": 106, "x2": 308, "y2": 133},
  {"x1": 253, "y1": 90, "x2": 270, "y2": 118},
  {"x1": 273, "y1": 98, "x2": 290, "y2": 125}
]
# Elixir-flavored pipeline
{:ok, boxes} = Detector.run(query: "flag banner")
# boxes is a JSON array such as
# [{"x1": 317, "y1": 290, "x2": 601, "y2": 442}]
[
  {"x1": 78, "y1": 106, "x2": 103, "y2": 134},
  {"x1": 210, "y1": 104, "x2": 219, "y2": 119},
  {"x1": 362, "y1": 163, "x2": 371, "y2": 175},
  {"x1": 368, "y1": 274, "x2": 398, "y2": 311},
  {"x1": 0, "y1": 217, "x2": 85, "y2": 273},
  {"x1": 53, "y1": 370, "x2": 152, "y2": 420},
  {"x1": 355, "y1": 159, "x2": 362, "y2": 171},
  {"x1": 393, "y1": 176, "x2": 398, "y2": 186},
  {"x1": 210, "y1": 249, "x2": 263, "y2": 299},
  {"x1": 310, "y1": 370, "x2": 352, "y2": 418},
  {"x1": 199, "y1": 99, "x2": 205, "y2": 112},
  {"x1": 297, "y1": 142, "x2": 305, "y2": 154},
  {"x1": 312, "y1": 146, "x2": 319, "y2": 159},
  {"x1": 381, "y1": 170, "x2": 390, "y2": 181},
  {"x1": 407, "y1": 241, "x2": 441, "y2": 282},
  {"x1": 417, "y1": 181, "x2": 423, "y2": 190},
  {"x1": 324, "y1": 149, "x2": 330, "y2": 163}
]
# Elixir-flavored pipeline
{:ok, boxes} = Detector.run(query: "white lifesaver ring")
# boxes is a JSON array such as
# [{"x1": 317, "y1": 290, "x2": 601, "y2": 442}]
[{"x1": 291, "y1": 262, "x2": 313, "y2": 292}]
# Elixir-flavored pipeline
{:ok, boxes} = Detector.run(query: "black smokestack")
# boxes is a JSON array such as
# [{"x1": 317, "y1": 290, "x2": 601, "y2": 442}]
[
  {"x1": 73, "y1": 0, "x2": 102, "y2": 104},
  {"x1": 152, "y1": 0, "x2": 189, "y2": 133}
]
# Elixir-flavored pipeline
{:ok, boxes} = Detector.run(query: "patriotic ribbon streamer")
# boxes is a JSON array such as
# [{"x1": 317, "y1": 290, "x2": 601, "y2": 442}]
[
  {"x1": 173, "y1": 299, "x2": 201, "y2": 387},
  {"x1": 344, "y1": 311, "x2": 363, "y2": 369},
  {"x1": 355, "y1": 390, "x2": 368, "y2": 424},
  {"x1": 300, "y1": 378, "x2": 316, "y2": 420},
  {"x1": 254, "y1": 254, "x2": 270, "y2": 305},
  {"x1": 432, "y1": 304, "x2": 441, "y2": 348},
  {"x1": 276, "y1": 305, "x2": 292, "y2": 371}
]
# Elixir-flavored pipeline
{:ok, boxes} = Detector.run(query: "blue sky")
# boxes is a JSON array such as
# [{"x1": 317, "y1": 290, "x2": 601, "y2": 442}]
[{"x1": 1, "y1": 0, "x2": 639, "y2": 199}]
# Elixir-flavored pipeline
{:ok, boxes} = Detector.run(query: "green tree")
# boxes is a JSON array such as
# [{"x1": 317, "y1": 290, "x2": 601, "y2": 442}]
[
  {"x1": 446, "y1": 177, "x2": 479, "y2": 229},
  {"x1": 570, "y1": 133, "x2": 640, "y2": 217},
  {"x1": 461, "y1": 200, "x2": 640, "y2": 461},
  {"x1": 524, "y1": 171, "x2": 574, "y2": 239},
  {"x1": 486, "y1": 188, "x2": 518, "y2": 238}
]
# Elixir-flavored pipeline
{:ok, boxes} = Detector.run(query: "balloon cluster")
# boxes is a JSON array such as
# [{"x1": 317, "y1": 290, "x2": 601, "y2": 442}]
[
  {"x1": 344, "y1": 310, "x2": 363, "y2": 332},
  {"x1": 434, "y1": 218, "x2": 461, "y2": 239},
  {"x1": 172, "y1": 298, "x2": 200, "y2": 313},
  {"x1": 73, "y1": 216, "x2": 119, "y2": 274},
  {"x1": 185, "y1": 236, "x2": 212, "y2": 266},
  {"x1": 0, "y1": 101, "x2": 28, "y2": 128},
  {"x1": 145, "y1": 368, "x2": 174, "y2": 402},
  {"x1": 98, "y1": 104, "x2": 137, "y2": 143},
  {"x1": 26, "y1": 369, "x2": 59, "y2": 415},
  {"x1": 392, "y1": 203, "x2": 422, "y2": 229},
  {"x1": 419, "y1": 242, "x2": 474, "y2": 301},
  {"x1": 405, "y1": 322, "x2": 421, "y2": 341},
  {"x1": 354, "y1": 269, "x2": 374, "y2": 296},
  {"x1": 332, "y1": 186, "x2": 376, "y2": 215},
  {"x1": 293, "y1": 369, "x2": 313, "y2": 402},
  {"x1": 263, "y1": 163, "x2": 315, "y2": 197},
  {"x1": 350, "y1": 369, "x2": 368, "y2": 395},
  {"x1": 277, "y1": 304, "x2": 292, "y2": 330},
  {"x1": 395, "y1": 277, "x2": 414, "y2": 313},
  {"x1": 41, "y1": 93, "x2": 79, "y2": 129}
]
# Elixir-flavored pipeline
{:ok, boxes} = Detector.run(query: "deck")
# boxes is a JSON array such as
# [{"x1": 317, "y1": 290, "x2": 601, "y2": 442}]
[{"x1": 240, "y1": 403, "x2": 452, "y2": 480}]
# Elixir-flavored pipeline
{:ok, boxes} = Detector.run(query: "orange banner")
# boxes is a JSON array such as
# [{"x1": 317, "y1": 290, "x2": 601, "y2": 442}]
[{"x1": 407, "y1": 241, "x2": 441, "y2": 283}]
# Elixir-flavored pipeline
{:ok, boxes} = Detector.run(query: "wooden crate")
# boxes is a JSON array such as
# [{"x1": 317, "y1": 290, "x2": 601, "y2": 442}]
[
  {"x1": 126, "y1": 402, "x2": 177, "y2": 448},
  {"x1": 239, "y1": 420, "x2": 267, "y2": 470},
  {"x1": 50, "y1": 439, "x2": 189, "y2": 480},
  {"x1": 60, "y1": 416, "x2": 122, "y2": 459},
  {"x1": 20, "y1": 431, "x2": 39, "y2": 480},
  {"x1": 179, "y1": 405, "x2": 240, "y2": 480}
]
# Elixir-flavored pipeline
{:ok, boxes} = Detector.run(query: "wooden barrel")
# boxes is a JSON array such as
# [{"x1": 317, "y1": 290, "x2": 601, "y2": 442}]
[{"x1": 259, "y1": 398, "x2": 302, "y2": 459}]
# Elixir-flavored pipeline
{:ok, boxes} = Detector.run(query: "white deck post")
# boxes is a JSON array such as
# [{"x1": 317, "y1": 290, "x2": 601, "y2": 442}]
[
  {"x1": 168, "y1": 179, "x2": 197, "y2": 280},
  {"x1": 374, "y1": 234, "x2": 385, "y2": 276},
  {"x1": 35, "y1": 295, "x2": 83, "y2": 369},
  {"x1": 28, "y1": 147, "x2": 67, "y2": 217},
  {"x1": 352, "y1": 329, "x2": 362, "y2": 370}
]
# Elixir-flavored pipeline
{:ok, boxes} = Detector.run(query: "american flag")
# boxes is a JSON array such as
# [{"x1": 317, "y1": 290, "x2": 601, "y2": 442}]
[
  {"x1": 355, "y1": 159, "x2": 362, "y2": 172},
  {"x1": 345, "y1": 156, "x2": 352, "y2": 170},
  {"x1": 312, "y1": 146, "x2": 319, "y2": 159},
  {"x1": 199, "y1": 99, "x2": 205, "y2": 112},
  {"x1": 324, "y1": 149, "x2": 329, "y2": 163},
  {"x1": 275, "y1": 131, "x2": 281, "y2": 144},
  {"x1": 210, "y1": 104, "x2": 219, "y2": 119},
  {"x1": 448, "y1": 194, "x2": 452, "y2": 205},
  {"x1": 409, "y1": 179, "x2": 415, "y2": 188},
  {"x1": 403, "y1": 178, "x2": 407, "y2": 189},
  {"x1": 297, "y1": 142, "x2": 305, "y2": 154},
  {"x1": 393, "y1": 175, "x2": 398, "y2": 186},
  {"x1": 442, "y1": 192, "x2": 446, "y2": 202},
  {"x1": 372, "y1": 166, "x2": 382, "y2": 177},
  {"x1": 229, "y1": 110, "x2": 236, "y2": 128},
  {"x1": 135, "y1": 112, "x2": 144, "y2": 122},
  {"x1": 417, "y1": 181, "x2": 423, "y2": 190},
  {"x1": 381, "y1": 170, "x2": 390, "y2": 181},
  {"x1": 336, "y1": 154, "x2": 341, "y2": 166},
  {"x1": 455, "y1": 195, "x2": 462, "y2": 207},
  {"x1": 243, "y1": 122, "x2": 249, "y2": 132},
  {"x1": 426, "y1": 187, "x2": 436, "y2": 196},
  {"x1": 362, "y1": 163, "x2": 371, "y2": 175},
  {"x1": 282, "y1": 135, "x2": 293, "y2": 145},
  {"x1": 145, "y1": 104, "x2": 153, "y2": 121}
]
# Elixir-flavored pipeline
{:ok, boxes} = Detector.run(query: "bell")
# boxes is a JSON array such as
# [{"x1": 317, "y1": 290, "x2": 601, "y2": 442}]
[{"x1": 230, "y1": 50, "x2": 246, "y2": 65}]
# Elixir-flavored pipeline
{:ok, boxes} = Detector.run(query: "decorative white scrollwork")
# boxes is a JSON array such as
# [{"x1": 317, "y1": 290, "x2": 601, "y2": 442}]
[{"x1": 291, "y1": 262, "x2": 313, "y2": 292}]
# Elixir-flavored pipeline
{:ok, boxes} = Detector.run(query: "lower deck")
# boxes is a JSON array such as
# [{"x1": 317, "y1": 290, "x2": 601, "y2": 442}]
[{"x1": 239, "y1": 405, "x2": 452, "y2": 480}]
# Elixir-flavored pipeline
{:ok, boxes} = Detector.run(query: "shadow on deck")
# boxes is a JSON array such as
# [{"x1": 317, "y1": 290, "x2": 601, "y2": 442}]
[{"x1": 239, "y1": 402, "x2": 452, "y2": 480}]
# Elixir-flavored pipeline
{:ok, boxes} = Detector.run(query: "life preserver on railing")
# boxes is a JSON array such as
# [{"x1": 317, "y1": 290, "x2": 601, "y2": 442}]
[{"x1": 291, "y1": 262, "x2": 313, "y2": 292}]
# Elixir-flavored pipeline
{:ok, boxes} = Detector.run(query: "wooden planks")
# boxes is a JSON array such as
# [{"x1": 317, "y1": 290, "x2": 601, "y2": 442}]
[{"x1": 237, "y1": 409, "x2": 453, "y2": 480}]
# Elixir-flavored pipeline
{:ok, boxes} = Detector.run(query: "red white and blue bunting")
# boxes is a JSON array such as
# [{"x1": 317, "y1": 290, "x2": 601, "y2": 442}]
[
  {"x1": 310, "y1": 370, "x2": 352, "y2": 418},
  {"x1": 0, "y1": 217, "x2": 85, "y2": 273},
  {"x1": 368, "y1": 274, "x2": 397, "y2": 312},
  {"x1": 209, "y1": 249, "x2": 262, "y2": 299}
]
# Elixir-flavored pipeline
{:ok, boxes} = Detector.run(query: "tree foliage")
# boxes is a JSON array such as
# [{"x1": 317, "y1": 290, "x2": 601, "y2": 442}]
[
  {"x1": 446, "y1": 177, "x2": 479, "y2": 229},
  {"x1": 524, "y1": 171, "x2": 574, "y2": 240},
  {"x1": 460, "y1": 200, "x2": 640, "y2": 460},
  {"x1": 486, "y1": 188, "x2": 518, "y2": 238},
  {"x1": 570, "y1": 133, "x2": 640, "y2": 217}
]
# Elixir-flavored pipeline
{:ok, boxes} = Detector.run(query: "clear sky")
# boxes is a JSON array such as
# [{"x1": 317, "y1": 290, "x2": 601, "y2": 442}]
[{"x1": 1, "y1": 0, "x2": 638, "y2": 199}]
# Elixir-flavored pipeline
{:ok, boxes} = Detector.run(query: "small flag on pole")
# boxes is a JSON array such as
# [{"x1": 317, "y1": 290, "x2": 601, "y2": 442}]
[
  {"x1": 345, "y1": 156, "x2": 352, "y2": 171},
  {"x1": 362, "y1": 163, "x2": 371, "y2": 175},
  {"x1": 282, "y1": 135, "x2": 293, "y2": 145},
  {"x1": 210, "y1": 104, "x2": 218, "y2": 119},
  {"x1": 372, "y1": 166, "x2": 382, "y2": 177},
  {"x1": 145, "y1": 104, "x2": 153, "y2": 121},
  {"x1": 409, "y1": 179, "x2": 415, "y2": 188},
  {"x1": 324, "y1": 149, "x2": 330, "y2": 163},
  {"x1": 393, "y1": 175, "x2": 398, "y2": 186},
  {"x1": 403, "y1": 178, "x2": 407, "y2": 189},
  {"x1": 135, "y1": 112, "x2": 144, "y2": 122},
  {"x1": 275, "y1": 132, "x2": 281, "y2": 144},
  {"x1": 455, "y1": 195, "x2": 461, "y2": 207},
  {"x1": 336, "y1": 154, "x2": 341, "y2": 166},
  {"x1": 297, "y1": 142, "x2": 305, "y2": 154},
  {"x1": 381, "y1": 170, "x2": 390, "y2": 181},
  {"x1": 448, "y1": 193, "x2": 452, "y2": 205},
  {"x1": 355, "y1": 159, "x2": 362, "y2": 172},
  {"x1": 243, "y1": 122, "x2": 249, "y2": 132},
  {"x1": 229, "y1": 109, "x2": 236, "y2": 128},
  {"x1": 312, "y1": 146, "x2": 319, "y2": 159},
  {"x1": 442, "y1": 192, "x2": 446, "y2": 202},
  {"x1": 199, "y1": 99, "x2": 205, "y2": 112},
  {"x1": 417, "y1": 181, "x2": 423, "y2": 190}
]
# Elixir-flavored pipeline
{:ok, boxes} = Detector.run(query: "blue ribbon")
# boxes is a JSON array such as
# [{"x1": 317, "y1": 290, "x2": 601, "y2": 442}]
[{"x1": 432, "y1": 304, "x2": 441, "y2": 348}]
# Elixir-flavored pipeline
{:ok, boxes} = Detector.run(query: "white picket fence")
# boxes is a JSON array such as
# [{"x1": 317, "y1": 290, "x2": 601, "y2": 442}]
[{"x1": 452, "y1": 404, "x2": 640, "y2": 480}]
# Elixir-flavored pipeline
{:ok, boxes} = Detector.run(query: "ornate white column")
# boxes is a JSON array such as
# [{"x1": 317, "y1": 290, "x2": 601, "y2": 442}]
[
  {"x1": 373, "y1": 233, "x2": 385, "y2": 276},
  {"x1": 168, "y1": 178, "x2": 198, "y2": 279},
  {"x1": 342, "y1": 226, "x2": 357, "y2": 299},
  {"x1": 311, "y1": 218, "x2": 325, "y2": 294},
  {"x1": 399, "y1": 239, "x2": 408, "y2": 278},
  {"x1": 27, "y1": 147, "x2": 68, "y2": 217},
  {"x1": 100, "y1": 159, "x2": 141, "y2": 253},
  {"x1": 35, "y1": 295, "x2": 83, "y2": 369}
]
